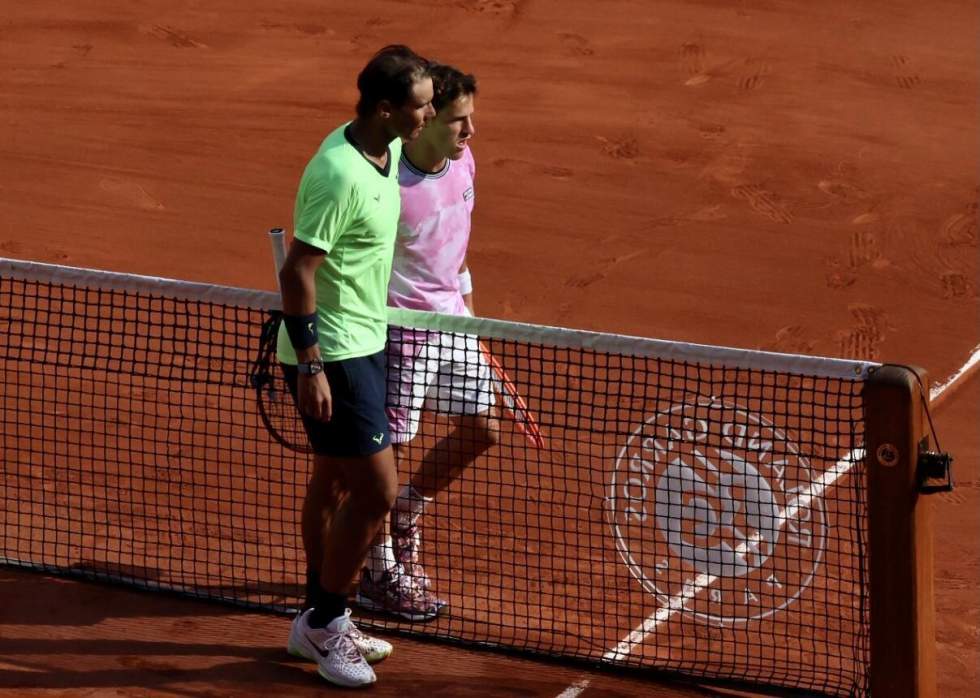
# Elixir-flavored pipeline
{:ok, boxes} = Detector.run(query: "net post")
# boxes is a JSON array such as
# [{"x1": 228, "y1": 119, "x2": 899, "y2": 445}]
[
  {"x1": 863, "y1": 365, "x2": 937, "y2": 698},
  {"x1": 268, "y1": 228, "x2": 287, "y2": 292}
]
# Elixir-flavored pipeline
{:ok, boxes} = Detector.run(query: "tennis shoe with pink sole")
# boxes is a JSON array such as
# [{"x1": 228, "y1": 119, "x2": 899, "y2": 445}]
[{"x1": 355, "y1": 565, "x2": 443, "y2": 621}]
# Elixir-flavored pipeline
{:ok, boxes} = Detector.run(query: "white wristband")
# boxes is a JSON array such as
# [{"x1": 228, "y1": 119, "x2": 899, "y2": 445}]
[{"x1": 458, "y1": 269, "x2": 473, "y2": 295}]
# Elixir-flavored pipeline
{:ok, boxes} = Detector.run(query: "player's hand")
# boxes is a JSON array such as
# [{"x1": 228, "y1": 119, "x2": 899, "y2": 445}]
[{"x1": 298, "y1": 371, "x2": 332, "y2": 422}]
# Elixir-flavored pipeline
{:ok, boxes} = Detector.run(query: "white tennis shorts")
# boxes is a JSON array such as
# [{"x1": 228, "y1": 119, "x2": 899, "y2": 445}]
[{"x1": 385, "y1": 328, "x2": 495, "y2": 443}]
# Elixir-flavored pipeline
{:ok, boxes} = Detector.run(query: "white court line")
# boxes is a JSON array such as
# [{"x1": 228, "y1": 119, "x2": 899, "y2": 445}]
[
  {"x1": 556, "y1": 346, "x2": 980, "y2": 694},
  {"x1": 555, "y1": 677, "x2": 591, "y2": 698},
  {"x1": 930, "y1": 344, "x2": 980, "y2": 404}
]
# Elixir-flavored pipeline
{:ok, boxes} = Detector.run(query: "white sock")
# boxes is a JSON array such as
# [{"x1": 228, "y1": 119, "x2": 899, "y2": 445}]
[
  {"x1": 394, "y1": 484, "x2": 431, "y2": 526},
  {"x1": 367, "y1": 537, "x2": 397, "y2": 581}
]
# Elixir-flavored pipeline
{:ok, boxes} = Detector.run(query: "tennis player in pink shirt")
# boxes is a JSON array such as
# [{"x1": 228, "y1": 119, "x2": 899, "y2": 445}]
[{"x1": 356, "y1": 64, "x2": 498, "y2": 620}]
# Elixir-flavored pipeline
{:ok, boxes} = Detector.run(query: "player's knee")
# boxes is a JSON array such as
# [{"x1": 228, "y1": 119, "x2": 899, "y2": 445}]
[
  {"x1": 378, "y1": 473, "x2": 399, "y2": 511},
  {"x1": 476, "y1": 416, "x2": 501, "y2": 449},
  {"x1": 351, "y1": 472, "x2": 398, "y2": 519}
]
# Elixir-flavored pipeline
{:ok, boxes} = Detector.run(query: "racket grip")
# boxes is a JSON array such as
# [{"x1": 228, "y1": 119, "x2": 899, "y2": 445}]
[{"x1": 269, "y1": 228, "x2": 287, "y2": 292}]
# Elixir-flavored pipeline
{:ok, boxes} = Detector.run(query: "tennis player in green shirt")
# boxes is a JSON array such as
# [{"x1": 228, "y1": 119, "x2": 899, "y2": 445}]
[{"x1": 277, "y1": 45, "x2": 434, "y2": 688}]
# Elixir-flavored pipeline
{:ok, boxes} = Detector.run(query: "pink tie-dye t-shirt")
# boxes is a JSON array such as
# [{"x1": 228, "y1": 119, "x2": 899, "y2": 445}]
[{"x1": 388, "y1": 147, "x2": 475, "y2": 315}]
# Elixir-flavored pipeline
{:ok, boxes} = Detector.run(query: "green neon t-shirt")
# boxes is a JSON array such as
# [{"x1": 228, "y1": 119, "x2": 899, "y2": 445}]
[{"x1": 277, "y1": 123, "x2": 401, "y2": 363}]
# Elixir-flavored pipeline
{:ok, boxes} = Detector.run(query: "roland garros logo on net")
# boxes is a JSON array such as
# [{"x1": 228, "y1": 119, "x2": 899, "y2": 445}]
[{"x1": 608, "y1": 396, "x2": 826, "y2": 626}]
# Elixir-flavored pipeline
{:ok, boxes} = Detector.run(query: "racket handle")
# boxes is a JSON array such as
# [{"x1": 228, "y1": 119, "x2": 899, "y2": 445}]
[{"x1": 268, "y1": 228, "x2": 288, "y2": 293}]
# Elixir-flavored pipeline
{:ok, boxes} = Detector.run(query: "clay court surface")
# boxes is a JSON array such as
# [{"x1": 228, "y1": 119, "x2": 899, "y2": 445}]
[{"x1": 0, "y1": 0, "x2": 976, "y2": 696}]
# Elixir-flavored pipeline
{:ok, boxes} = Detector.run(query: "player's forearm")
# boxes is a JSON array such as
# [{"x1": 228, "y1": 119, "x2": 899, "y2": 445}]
[
  {"x1": 279, "y1": 255, "x2": 322, "y2": 362},
  {"x1": 279, "y1": 262, "x2": 317, "y2": 316}
]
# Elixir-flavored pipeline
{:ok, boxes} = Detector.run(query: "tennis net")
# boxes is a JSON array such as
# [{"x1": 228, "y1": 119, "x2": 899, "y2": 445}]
[{"x1": 1, "y1": 257, "x2": 882, "y2": 696}]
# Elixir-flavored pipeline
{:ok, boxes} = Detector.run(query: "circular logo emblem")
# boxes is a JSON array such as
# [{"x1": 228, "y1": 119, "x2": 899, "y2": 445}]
[
  {"x1": 876, "y1": 443, "x2": 899, "y2": 467},
  {"x1": 607, "y1": 396, "x2": 826, "y2": 625}
]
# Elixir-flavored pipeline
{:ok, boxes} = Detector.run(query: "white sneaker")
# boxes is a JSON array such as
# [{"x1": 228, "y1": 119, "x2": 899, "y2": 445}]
[
  {"x1": 289, "y1": 608, "x2": 392, "y2": 664},
  {"x1": 346, "y1": 617, "x2": 395, "y2": 663},
  {"x1": 286, "y1": 608, "x2": 377, "y2": 687}
]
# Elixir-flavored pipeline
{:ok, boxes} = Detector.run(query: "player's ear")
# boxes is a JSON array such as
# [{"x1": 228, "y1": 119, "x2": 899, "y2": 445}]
[{"x1": 377, "y1": 99, "x2": 393, "y2": 121}]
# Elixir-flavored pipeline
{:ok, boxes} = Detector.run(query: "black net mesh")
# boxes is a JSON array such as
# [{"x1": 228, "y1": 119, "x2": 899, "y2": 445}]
[{"x1": 0, "y1": 268, "x2": 871, "y2": 697}]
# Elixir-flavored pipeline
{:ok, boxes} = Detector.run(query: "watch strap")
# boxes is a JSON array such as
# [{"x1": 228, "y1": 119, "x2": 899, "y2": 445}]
[{"x1": 296, "y1": 360, "x2": 324, "y2": 375}]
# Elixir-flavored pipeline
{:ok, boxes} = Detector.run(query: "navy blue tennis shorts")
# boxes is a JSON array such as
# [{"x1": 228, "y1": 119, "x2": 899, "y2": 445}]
[{"x1": 282, "y1": 351, "x2": 391, "y2": 458}]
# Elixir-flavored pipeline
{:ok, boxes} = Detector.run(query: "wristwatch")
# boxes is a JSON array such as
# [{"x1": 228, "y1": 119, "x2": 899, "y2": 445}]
[{"x1": 296, "y1": 359, "x2": 324, "y2": 375}]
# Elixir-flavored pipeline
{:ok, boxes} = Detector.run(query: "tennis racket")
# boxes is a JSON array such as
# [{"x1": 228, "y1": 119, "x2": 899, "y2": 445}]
[
  {"x1": 479, "y1": 341, "x2": 545, "y2": 448},
  {"x1": 248, "y1": 311, "x2": 313, "y2": 454}
]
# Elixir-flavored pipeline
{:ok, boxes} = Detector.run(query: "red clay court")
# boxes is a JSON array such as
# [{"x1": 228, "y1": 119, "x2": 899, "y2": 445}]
[{"x1": 0, "y1": 1, "x2": 977, "y2": 696}]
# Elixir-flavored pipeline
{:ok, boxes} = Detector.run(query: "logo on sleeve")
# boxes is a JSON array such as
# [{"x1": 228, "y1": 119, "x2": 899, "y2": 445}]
[{"x1": 462, "y1": 187, "x2": 474, "y2": 202}]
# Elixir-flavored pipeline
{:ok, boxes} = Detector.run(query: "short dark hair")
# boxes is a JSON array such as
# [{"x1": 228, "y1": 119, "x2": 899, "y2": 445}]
[
  {"x1": 356, "y1": 45, "x2": 431, "y2": 118},
  {"x1": 429, "y1": 63, "x2": 477, "y2": 112}
]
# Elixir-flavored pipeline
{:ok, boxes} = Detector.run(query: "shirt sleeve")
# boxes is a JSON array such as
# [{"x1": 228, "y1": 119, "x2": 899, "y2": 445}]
[{"x1": 293, "y1": 167, "x2": 356, "y2": 254}]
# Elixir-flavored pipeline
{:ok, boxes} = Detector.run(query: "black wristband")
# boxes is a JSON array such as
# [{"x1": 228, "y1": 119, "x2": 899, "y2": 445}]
[{"x1": 283, "y1": 313, "x2": 319, "y2": 351}]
